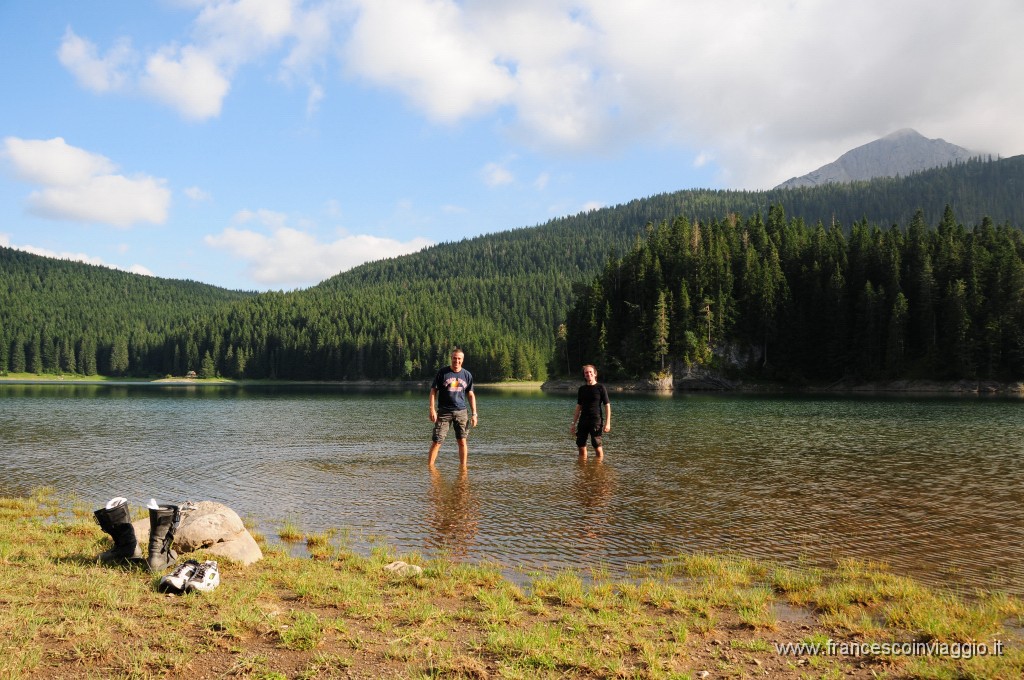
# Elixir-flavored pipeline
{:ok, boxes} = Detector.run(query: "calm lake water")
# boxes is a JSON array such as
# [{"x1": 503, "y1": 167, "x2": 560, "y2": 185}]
[{"x1": 2, "y1": 383, "x2": 1022, "y2": 594}]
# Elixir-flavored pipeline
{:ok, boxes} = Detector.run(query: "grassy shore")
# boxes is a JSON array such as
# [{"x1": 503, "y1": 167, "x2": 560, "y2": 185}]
[{"x1": 1, "y1": 490, "x2": 1021, "y2": 679}]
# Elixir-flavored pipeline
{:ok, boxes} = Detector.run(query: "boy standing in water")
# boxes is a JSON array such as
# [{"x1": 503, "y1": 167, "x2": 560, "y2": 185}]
[{"x1": 570, "y1": 364, "x2": 611, "y2": 460}]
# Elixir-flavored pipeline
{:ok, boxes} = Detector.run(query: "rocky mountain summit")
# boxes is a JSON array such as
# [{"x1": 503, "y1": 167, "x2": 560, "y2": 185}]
[{"x1": 776, "y1": 128, "x2": 982, "y2": 189}]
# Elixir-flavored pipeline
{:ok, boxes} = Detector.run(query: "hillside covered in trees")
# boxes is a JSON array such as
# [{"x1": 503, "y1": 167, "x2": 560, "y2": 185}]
[
  {"x1": 565, "y1": 206, "x2": 1024, "y2": 382},
  {"x1": 2, "y1": 155, "x2": 1023, "y2": 383}
]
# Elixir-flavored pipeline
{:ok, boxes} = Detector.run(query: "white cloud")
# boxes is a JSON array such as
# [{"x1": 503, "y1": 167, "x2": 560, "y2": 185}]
[
  {"x1": 62, "y1": 0, "x2": 330, "y2": 121},
  {"x1": 59, "y1": 1, "x2": 1024, "y2": 185},
  {"x1": 141, "y1": 46, "x2": 231, "y2": 120},
  {"x1": 481, "y1": 161, "x2": 514, "y2": 187},
  {"x1": 339, "y1": 0, "x2": 1024, "y2": 185},
  {"x1": 305, "y1": 82, "x2": 325, "y2": 116},
  {"x1": 533, "y1": 172, "x2": 550, "y2": 190},
  {"x1": 580, "y1": 201, "x2": 603, "y2": 213},
  {"x1": 185, "y1": 186, "x2": 212, "y2": 201},
  {"x1": 205, "y1": 210, "x2": 433, "y2": 287},
  {"x1": 26, "y1": 175, "x2": 169, "y2": 227},
  {"x1": 58, "y1": 29, "x2": 134, "y2": 92},
  {"x1": 2, "y1": 137, "x2": 170, "y2": 227},
  {"x1": 3, "y1": 136, "x2": 116, "y2": 185},
  {"x1": 345, "y1": 0, "x2": 516, "y2": 122},
  {"x1": 0, "y1": 237, "x2": 153, "y2": 275},
  {"x1": 127, "y1": 263, "x2": 156, "y2": 276}
]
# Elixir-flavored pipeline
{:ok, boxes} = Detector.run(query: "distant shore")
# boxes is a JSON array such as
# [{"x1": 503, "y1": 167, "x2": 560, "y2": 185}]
[
  {"x1": 540, "y1": 375, "x2": 1024, "y2": 396},
  {"x1": 0, "y1": 373, "x2": 543, "y2": 391},
  {"x1": 4, "y1": 372, "x2": 1022, "y2": 396}
]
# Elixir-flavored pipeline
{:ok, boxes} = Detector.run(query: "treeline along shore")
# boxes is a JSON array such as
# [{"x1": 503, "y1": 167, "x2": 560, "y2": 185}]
[{"x1": 563, "y1": 207, "x2": 1024, "y2": 386}]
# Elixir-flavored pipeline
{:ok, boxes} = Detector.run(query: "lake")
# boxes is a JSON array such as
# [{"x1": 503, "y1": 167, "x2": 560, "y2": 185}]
[{"x1": 2, "y1": 382, "x2": 1021, "y2": 594}]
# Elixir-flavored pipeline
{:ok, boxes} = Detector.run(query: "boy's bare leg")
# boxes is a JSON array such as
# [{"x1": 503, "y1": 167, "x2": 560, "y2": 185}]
[
  {"x1": 457, "y1": 439, "x2": 469, "y2": 468},
  {"x1": 427, "y1": 441, "x2": 442, "y2": 467}
]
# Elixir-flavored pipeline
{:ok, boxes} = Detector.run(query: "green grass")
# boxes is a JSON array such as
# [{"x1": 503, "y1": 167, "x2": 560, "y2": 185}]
[{"x1": 1, "y1": 489, "x2": 1021, "y2": 679}]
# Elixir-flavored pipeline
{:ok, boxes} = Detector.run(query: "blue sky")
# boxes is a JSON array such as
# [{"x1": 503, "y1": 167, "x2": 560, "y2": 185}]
[{"x1": 2, "y1": 1, "x2": 1022, "y2": 291}]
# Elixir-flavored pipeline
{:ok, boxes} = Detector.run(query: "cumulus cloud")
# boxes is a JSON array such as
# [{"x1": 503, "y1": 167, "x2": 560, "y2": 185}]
[
  {"x1": 205, "y1": 209, "x2": 433, "y2": 287},
  {"x1": 60, "y1": 0, "x2": 1024, "y2": 185},
  {"x1": 344, "y1": 0, "x2": 516, "y2": 122},
  {"x1": 2, "y1": 137, "x2": 170, "y2": 227},
  {"x1": 58, "y1": 29, "x2": 134, "y2": 92},
  {"x1": 141, "y1": 46, "x2": 231, "y2": 120},
  {"x1": 61, "y1": 0, "x2": 327, "y2": 121},
  {"x1": 340, "y1": 0, "x2": 1024, "y2": 185},
  {"x1": 0, "y1": 236, "x2": 153, "y2": 276},
  {"x1": 184, "y1": 185, "x2": 212, "y2": 201},
  {"x1": 481, "y1": 162, "x2": 514, "y2": 187}
]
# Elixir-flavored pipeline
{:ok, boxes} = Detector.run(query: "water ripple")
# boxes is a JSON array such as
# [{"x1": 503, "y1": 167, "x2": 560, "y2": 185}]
[{"x1": 2, "y1": 385, "x2": 1022, "y2": 593}]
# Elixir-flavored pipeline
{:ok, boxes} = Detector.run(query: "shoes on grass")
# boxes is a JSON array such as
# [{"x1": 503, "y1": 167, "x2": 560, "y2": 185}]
[
  {"x1": 158, "y1": 559, "x2": 200, "y2": 594},
  {"x1": 185, "y1": 560, "x2": 220, "y2": 593},
  {"x1": 157, "y1": 559, "x2": 220, "y2": 594}
]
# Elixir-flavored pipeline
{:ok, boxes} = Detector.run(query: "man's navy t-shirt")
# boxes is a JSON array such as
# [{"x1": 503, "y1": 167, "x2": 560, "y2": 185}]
[{"x1": 431, "y1": 368, "x2": 474, "y2": 412}]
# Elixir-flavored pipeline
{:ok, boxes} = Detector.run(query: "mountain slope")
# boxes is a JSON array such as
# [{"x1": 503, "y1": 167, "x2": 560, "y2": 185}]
[
  {"x1": 3, "y1": 155, "x2": 1024, "y2": 381},
  {"x1": 776, "y1": 128, "x2": 982, "y2": 189},
  {"x1": 0, "y1": 246, "x2": 255, "y2": 375}
]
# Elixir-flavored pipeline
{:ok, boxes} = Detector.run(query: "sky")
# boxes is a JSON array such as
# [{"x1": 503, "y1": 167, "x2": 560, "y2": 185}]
[{"x1": 1, "y1": 1, "x2": 1022, "y2": 292}]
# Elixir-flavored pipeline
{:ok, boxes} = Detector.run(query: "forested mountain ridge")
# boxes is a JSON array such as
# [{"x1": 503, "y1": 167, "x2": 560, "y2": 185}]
[
  {"x1": 0, "y1": 246, "x2": 254, "y2": 376},
  {"x1": 321, "y1": 154, "x2": 1024, "y2": 291},
  {"x1": 2, "y1": 155, "x2": 1023, "y2": 382},
  {"x1": 564, "y1": 206, "x2": 1024, "y2": 383}
]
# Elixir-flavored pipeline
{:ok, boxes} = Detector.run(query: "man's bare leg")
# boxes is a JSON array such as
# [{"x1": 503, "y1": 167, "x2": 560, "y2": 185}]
[
  {"x1": 594, "y1": 445, "x2": 604, "y2": 460},
  {"x1": 427, "y1": 441, "x2": 442, "y2": 467},
  {"x1": 457, "y1": 439, "x2": 468, "y2": 468},
  {"x1": 578, "y1": 446, "x2": 588, "y2": 460}
]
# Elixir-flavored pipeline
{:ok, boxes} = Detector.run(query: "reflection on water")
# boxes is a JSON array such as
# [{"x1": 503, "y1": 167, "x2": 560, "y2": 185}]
[
  {"x1": 427, "y1": 468, "x2": 479, "y2": 557},
  {"x1": 1, "y1": 383, "x2": 1022, "y2": 594}
]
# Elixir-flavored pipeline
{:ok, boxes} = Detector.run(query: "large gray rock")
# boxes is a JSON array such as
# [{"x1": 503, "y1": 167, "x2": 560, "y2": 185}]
[{"x1": 132, "y1": 501, "x2": 263, "y2": 566}]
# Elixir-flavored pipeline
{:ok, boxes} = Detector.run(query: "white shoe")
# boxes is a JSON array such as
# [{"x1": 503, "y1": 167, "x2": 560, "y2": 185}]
[
  {"x1": 158, "y1": 559, "x2": 199, "y2": 594},
  {"x1": 185, "y1": 561, "x2": 220, "y2": 593}
]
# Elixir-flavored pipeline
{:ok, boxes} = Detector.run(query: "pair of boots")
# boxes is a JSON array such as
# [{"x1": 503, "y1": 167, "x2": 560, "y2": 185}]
[{"x1": 93, "y1": 497, "x2": 181, "y2": 572}]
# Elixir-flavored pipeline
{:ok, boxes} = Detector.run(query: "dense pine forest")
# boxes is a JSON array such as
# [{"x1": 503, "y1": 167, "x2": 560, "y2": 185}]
[
  {"x1": 565, "y1": 206, "x2": 1024, "y2": 382},
  {"x1": 2, "y1": 155, "x2": 1023, "y2": 383}
]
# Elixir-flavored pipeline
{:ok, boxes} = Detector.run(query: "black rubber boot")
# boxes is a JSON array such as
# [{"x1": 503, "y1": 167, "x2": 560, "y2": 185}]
[
  {"x1": 94, "y1": 500, "x2": 142, "y2": 564},
  {"x1": 146, "y1": 504, "x2": 181, "y2": 572}
]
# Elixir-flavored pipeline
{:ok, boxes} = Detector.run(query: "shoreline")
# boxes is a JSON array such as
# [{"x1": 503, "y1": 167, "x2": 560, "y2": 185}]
[
  {"x1": 4, "y1": 490, "x2": 1022, "y2": 679},
  {"x1": 0, "y1": 374, "x2": 542, "y2": 390},
  {"x1": 4, "y1": 372, "x2": 1023, "y2": 396},
  {"x1": 540, "y1": 376, "x2": 1024, "y2": 396}
]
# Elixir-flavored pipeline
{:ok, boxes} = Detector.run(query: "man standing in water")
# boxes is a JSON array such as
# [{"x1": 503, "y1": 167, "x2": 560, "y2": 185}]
[
  {"x1": 428, "y1": 348, "x2": 478, "y2": 468},
  {"x1": 570, "y1": 364, "x2": 611, "y2": 460}
]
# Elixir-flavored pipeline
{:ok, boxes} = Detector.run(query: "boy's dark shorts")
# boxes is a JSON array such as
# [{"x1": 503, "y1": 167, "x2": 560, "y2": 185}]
[
  {"x1": 433, "y1": 409, "x2": 470, "y2": 443},
  {"x1": 575, "y1": 420, "x2": 604, "y2": 448}
]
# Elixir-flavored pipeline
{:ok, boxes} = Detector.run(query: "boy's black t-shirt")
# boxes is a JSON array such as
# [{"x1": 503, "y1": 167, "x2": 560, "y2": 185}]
[{"x1": 577, "y1": 383, "x2": 610, "y2": 422}]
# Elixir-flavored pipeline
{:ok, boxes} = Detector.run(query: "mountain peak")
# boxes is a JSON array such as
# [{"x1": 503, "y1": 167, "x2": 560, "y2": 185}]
[
  {"x1": 776, "y1": 129, "x2": 980, "y2": 189},
  {"x1": 884, "y1": 128, "x2": 923, "y2": 139}
]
